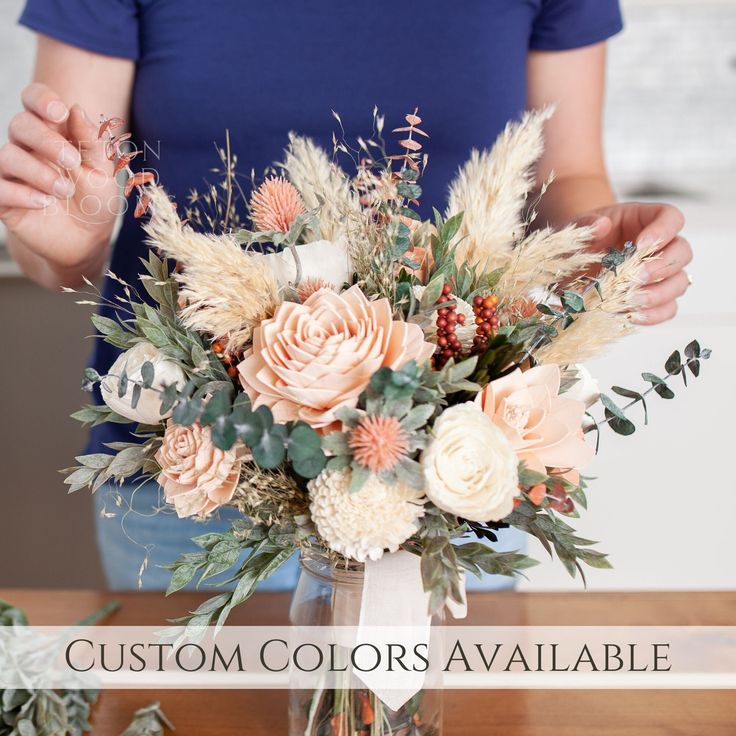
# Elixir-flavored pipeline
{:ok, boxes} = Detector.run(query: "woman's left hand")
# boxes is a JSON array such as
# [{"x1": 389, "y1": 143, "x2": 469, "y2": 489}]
[{"x1": 573, "y1": 202, "x2": 693, "y2": 325}]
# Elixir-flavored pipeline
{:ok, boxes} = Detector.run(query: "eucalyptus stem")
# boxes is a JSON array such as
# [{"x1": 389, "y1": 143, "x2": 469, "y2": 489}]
[{"x1": 587, "y1": 355, "x2": 701, "y2": 433}]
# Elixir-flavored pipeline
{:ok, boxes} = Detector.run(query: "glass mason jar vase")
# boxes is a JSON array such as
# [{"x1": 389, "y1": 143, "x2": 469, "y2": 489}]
[{"x1": 288, "y1": 548, "x2": 444, "y2": 736}]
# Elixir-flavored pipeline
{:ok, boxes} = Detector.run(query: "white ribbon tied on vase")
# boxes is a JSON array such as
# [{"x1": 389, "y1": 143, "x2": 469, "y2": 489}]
[{"x1": 354, "y1": 550, "x2": 467, "y2": 711}]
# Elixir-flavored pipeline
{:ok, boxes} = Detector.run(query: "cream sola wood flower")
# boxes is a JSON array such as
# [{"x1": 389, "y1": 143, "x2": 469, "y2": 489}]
[
  {"x1": 308, "y1": 468, "x2": 426, "y2": 562},
  {"x1": 421, "y1": 403, "x2": 519, "y2": 523}
]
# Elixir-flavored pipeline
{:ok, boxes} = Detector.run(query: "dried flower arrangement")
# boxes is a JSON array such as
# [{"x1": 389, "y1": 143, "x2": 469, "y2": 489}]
[{"x1": 61, "y1": 109, "x2": 709, "y2": 734}]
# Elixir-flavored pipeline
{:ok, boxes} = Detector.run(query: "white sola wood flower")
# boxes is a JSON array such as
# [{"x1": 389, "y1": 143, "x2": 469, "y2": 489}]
[
  {"x1": 422, "y1": 403, "x2": 519, "y2": 522},
  {"x1": 308, "y1": 468, "x2": 426, "y2": 562},
  {"x1": 101, "y1": 341, "x2": 185, "y2": 425}
]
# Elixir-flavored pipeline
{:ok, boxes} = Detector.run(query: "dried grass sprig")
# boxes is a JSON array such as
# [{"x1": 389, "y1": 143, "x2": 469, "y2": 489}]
[
  {"x1": 536, "y1": 243, "x2": 660, "y2": 364},
  {"x1": 498, "y1": 224, "x2": 599, "y2": 301},
  {"x1": 280, "y1": 133, "x2": 360, "y2": 240},
  {"x1": 143, "y1": 185, "x2": 279, "y2": 351},
  {"x1": 446, "y1": 107, "x2": 554, "y2": 272},
  {"x1": 230, "y1": 464, "x2": 308, "y2": 526}
]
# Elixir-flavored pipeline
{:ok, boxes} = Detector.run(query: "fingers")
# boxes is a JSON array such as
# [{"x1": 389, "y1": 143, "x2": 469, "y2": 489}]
[
  {"x1": 0, "y1": 178, "x2": 55, "y2": 212},
  {"x1": 641, "y1": 236, "x2": 693, "y2": 284},
  {"x1": 21, "y1": 82, "x2": 69, "y2": 125},
  {"x1": 631, "y1": 300, "x2": 678, "y2": 326},
  {"x1": 635, "y1": 203, "x2": 686, "y2": 251},
  {"x1": 0, "y1": 143, "x2": 75, "y2": 199},
  {"x1": 67, "y1": 104, "x2": 110, "y2": 170},
  {"x1": 634, "y1": 270, "x2": 690, "y2": 310},
  {"x1": 8, "y1": 110, "x2": 81, "y2": 170}
]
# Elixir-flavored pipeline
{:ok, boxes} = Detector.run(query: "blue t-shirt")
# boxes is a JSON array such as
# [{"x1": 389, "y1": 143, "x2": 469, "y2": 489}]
[{"x1": 20, "y1": 0, "x2": 622, "y2": 454}]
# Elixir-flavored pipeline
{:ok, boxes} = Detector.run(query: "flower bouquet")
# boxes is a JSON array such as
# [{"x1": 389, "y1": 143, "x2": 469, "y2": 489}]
[{"x1": 64, "y1": 109, "x2": 709, "y2": 735}]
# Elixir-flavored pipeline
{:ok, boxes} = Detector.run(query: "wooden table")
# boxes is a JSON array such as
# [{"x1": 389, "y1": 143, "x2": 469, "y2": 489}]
[{"x1": 2, "y1": 589, "x2": 735, "y2": 735}]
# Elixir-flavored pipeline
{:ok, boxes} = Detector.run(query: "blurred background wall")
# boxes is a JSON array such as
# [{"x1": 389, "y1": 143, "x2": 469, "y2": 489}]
[{"x1": 0, "y1": 0, "x2": 734, "y2": 590}]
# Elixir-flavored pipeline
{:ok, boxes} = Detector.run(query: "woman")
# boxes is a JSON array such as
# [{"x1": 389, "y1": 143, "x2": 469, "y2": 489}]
[{"x1": 1, "y1": 1, "x2": 692, "y2": 591}]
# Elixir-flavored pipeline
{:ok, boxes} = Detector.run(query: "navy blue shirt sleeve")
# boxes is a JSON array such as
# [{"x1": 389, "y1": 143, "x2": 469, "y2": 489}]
[
  {"x1": 18, "y1": 0, "x2": 140, "y2": 60},
  {"x1": 530, "y1": 0, "x2": 623, "y2": 51}
]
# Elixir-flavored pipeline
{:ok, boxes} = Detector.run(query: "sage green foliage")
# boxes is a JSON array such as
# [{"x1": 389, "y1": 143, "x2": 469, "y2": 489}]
[
  {"x1": 0, "y1": 602, "x2": 98, "y2": 736},
  {"x1": 428, "y1": 210, "x2": 505, "y2": 302},
  {"x1": 595, "y1": 340, "x2": 711, "y2": 437},
  {"x1": 413, "y1": 506, "x2": 538, "y2": 616},
  {"x1": 506, "y1": 498, "x2": 611, "y2": 582},
  {"x1": 323, "y1": 358, "x2": 480, "y2": 493},
  {"x1": 119, "y1": 703, "x2": 173, "y2": 736},
  {"x1": 162, "y1": 517, "x2": 301, "y2": 633},
  {"x1": 64, "y1": 252, "x2": 326, "y2": 491}
]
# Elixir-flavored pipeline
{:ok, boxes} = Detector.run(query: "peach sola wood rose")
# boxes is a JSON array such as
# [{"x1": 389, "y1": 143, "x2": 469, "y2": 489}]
[
  {"x1": 475, "y1": 364, "x2": 594, "y2": 474},
  {"x1": 237, "y1": 284, "x2": 434, "y2": 432}
]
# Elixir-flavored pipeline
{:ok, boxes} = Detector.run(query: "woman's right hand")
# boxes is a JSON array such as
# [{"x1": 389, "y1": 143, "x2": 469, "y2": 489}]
[{"x1": 0, "y1": 82, "x2": 120, "y2": 276}]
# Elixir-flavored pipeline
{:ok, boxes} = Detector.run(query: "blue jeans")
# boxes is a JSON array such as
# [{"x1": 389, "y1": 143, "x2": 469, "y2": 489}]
[{"x1": 94, "y1": 483, "x2": 526, "y2": 592}]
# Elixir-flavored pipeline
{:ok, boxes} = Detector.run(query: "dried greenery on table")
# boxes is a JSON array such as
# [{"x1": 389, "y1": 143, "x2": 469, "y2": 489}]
[{"x1": 0, "y1": 601, "x2": 173, "y2": 736}]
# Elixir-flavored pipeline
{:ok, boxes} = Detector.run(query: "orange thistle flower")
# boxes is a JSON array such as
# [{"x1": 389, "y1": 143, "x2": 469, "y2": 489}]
[
  {"x1": 348, "y1": 415, "x2": 409, "y2": 474},
  {"x1": 249, "y1": 176, "x2": 306, "y2": 233}
]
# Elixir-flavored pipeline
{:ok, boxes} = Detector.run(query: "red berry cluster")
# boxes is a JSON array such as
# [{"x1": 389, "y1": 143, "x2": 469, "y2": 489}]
[
  {"x1": 472, "y1": 294, "x2": 500, "y2": 352},
  {"x1": 212, "y1": 339, "x2": 242, "y2": 380},
  {"x1": 432, "y1": 284, "x2": 466, "y2": 369}
]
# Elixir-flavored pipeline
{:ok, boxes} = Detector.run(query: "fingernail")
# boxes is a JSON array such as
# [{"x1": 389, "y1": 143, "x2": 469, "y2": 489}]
[
  {"x1": 632, "y1": 291, "x2": 649, "y2": 308},
  {"x1": 631, "y1": 311, "x2": 649, "y2": 325},
  {"x1": 47, "y1": 100, "x2": 68, "y2": 123},
  {"x1": 31, "y1": 192, "x2": 55, "y2": 208},
  {"x1": 53, "y1": 177, "x2": 75, "y2": 198},
  {"x1": 58, "y1": 146, "x2": 81, "y2": 169}
]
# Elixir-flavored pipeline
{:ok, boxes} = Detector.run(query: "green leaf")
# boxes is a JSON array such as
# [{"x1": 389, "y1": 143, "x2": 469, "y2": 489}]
[
  {"x1": 348, "y1": 464, "x2": 371, "y2": 493},
  {"x1": 612, "y1": 385, "x2": 647, "y2": 424},
  {"x1": 166, "y1": 563, "x2": 200, "y2": 595},
  {"x1": 251, "y1": 429, "x2": 286, "y2": 469},
  {"x1": 291, "y1": 452, "x2": 326, "y2": 479},
  {"x1": 396, "y1": 181, "x2": 422, "y2": 199},
  {"x1": 420, "y1": 274, "x2": 445, "y2": 311},
  {"x1": 665, "y1": 350, "x2": 682, "y2": 375},
  {"x1": 117, "y1": 369, "x2": 128, "y2": 398},
  {"x1": 140, "y1": 361, "x2": 155, "y2": 389},
  {"x1": 321, "y1": 431, "x2": 350, "y2": 455},
  {"x1": 199, "y1": 389, "x2": 232, "y2": 426},
  {"x1": 130, "y1": 382, "x2": 142, "y2": 409},
  {"x1": 287, "y1": 423, "x2": 322, "y2": 462},
  {"x1": 653, "y1": 383, "x2": 675, "y2": 400},
  {"x1": 400, "y1": 404, "x2": 435, "y2": 432},
  {"x1": 172, "y1": 398, "x2": 202, "y2": 426},
  {"x1": 211, "y1": 416, "x2": 237, "y2": 450},
  {"x1": 231, "y1": 404, "x2": 264, "y2": 446},
  {"x1": 684, "y1": 340, "x2": 700, "y2": 359},
  {"x1": 441, "y1": 212, "x2": 464, "y2": 243},
  {"x1": 75, "y1": 453, "x2": 114, "y2": 470},
  {"x1": 561, "y1": 290, "x2": 585, "y2": 313},
  {"x1": 604, "y1": 409, "x2": 636, "y2": 436},
  {"x1": 398, "y1": 206, "x2": 420, "y2": 221}
]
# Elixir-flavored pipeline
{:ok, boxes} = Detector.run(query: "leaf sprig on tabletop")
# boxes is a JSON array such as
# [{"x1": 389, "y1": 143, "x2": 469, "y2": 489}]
[{"x1": 120, "y1": 703, "x2": 173, "y2": 736}]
